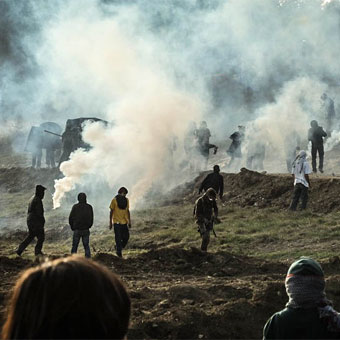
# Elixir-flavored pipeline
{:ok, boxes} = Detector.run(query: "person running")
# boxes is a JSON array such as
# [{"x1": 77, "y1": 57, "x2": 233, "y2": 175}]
[
  {"x1": 109, "y1": 187, "x2": 131, "y2": 258},
  {"x1": 69, "y1": 193, "x2": 94, "y2": 258},
  {"x1": 16, "y1": 185, "x2": 46, "y2": 256}
]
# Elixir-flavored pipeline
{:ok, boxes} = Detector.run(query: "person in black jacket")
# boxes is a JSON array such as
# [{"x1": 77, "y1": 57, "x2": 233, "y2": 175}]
[
  {"x1": 69, "y1": 193, "x2": 94, "y2": 258},
  {"x1": 308, "y1": 120, "x2": 327, "y2": 173},
  {"x1": 199, "y1": 165, "x2": 224, "y2": 199},
  {"x1": 16, "y1": 185, "x2": 46, "y2": 256}
]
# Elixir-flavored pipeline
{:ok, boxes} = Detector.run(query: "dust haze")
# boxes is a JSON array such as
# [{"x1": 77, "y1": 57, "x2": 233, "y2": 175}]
[{"x1": 1, "y1": 0, "x2": 340, "y2": 208}]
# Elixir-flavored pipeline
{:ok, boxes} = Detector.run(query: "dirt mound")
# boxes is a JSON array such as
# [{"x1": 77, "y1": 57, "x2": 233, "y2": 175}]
[{"x1": 163, "y1": 168, "x2": 340, "y2": 213}]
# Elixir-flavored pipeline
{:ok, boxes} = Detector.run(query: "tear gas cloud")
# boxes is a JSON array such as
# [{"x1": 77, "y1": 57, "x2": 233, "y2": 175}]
[{"x1": 1, "y1": 0, "x2": 340, "y2": 208}]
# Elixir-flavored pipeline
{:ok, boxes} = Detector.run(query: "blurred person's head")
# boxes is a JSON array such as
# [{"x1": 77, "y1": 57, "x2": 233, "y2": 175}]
[
  {"x1": 77, "y1": 192, "x2": 87, "y2": 203},
  {"x1": 205, "y1": 188, "x2": 217, "y2": 201},
  {"x1": 1, "y1": 256, "x2": 130, "y2": 339},
  {"x1": 118, "y1": 187, "x2": 128, "y2": 196},
  {"x1": 213, "y1": 165, "x2": 220, "y2": 173},
  {"x1": 310, "y1": 120, "x2": 318, "y2": 128},
  {"x1": 200, "y1": 121, "x2": 207, "y2": 128},
  {"x1": 35, "y1": 185, "x2": 46, "y2": 199}
]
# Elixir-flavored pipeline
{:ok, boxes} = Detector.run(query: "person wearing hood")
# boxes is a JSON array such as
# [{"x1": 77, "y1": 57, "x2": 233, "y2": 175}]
[
  {"x1": 16, "y1": 185, "x2": 46, "y2": 256},
  {"x1": 263, "y1": 257, "x2": 340, "y2": 339},
  {"x1": 109, "y1": 187, "x2": 131, "y2": 258},
  {"x1": 69, "y1": 192, "x2": 94, "y2": 258},
  {"x1": 308, "y1": 120, "x2": 327, "y2": 173},
  {"x1": 289, "y1": 150, "x2": 312, "y2": 211}
]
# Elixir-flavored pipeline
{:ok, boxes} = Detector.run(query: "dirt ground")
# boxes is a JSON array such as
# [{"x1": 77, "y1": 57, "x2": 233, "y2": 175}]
[{"x1": 1, "y1": 166, "x2": 340, "y2": 338}]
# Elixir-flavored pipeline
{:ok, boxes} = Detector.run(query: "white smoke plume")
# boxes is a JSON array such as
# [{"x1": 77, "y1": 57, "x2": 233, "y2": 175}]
[{"x1": 2, "y1": 0, "x2": 340, "y2": 205}]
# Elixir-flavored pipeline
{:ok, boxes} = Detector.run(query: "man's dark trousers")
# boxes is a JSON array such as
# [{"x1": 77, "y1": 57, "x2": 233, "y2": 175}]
[
  {"x1": 114, "y1": 223, "x2": 129, "y2": 257},
  {"x1": 17, "y1": 227, "x2": 45, "y2": 255},
  {"x1": 311, "y1": 143, "x2": 324, "y2": 171},
  {"x1": 71, "y1": 229, "x2": 91, "y2": 258},
  {"x1": 289, "y1": 183, "x2": 308, "y2": 210}
]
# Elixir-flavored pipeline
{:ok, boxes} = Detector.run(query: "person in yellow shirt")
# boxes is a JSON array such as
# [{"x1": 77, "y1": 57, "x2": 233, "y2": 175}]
[{"x1": 109, "y1": 187, "x2": 131, "y2": 258}]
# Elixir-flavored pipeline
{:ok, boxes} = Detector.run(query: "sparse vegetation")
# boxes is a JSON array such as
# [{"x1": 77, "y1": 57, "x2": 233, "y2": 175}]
[{"x1": 1, "y1": 168, "x2": 340, "y2": 339}]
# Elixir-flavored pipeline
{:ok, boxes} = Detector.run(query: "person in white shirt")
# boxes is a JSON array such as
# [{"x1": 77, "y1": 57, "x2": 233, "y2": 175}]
[{"x1": 289, "y1": 150, "x2": 312, "y2": 211}]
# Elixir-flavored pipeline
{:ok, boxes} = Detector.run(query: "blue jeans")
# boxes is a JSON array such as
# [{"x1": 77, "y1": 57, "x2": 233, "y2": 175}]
[
  {"x1": 71, "y1": 229, "x2": 91, "y2": 258},
  {"x1": 114, "y1": 224, "x2": 129, "y2": 256}
]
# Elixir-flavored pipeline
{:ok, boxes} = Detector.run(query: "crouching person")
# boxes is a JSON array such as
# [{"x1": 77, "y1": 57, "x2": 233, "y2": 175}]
[
  {"x1": 263, "y1": 257, "x2": 340, "y2": 339},
  {"x1": 69, "y1": 193, "x2": 93, "y2": 258},
  {"x1": 194, "y1": 188, "x2": 218, "y2": 252},
  {"x1": 1, "y1": 256, "x2": 131, "y2": 339}
]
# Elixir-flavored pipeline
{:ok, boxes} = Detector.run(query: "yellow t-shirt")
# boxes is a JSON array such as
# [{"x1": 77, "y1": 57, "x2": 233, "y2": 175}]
[{"x1": 109, "y1": 197, "x2": 130, "y2": 224}]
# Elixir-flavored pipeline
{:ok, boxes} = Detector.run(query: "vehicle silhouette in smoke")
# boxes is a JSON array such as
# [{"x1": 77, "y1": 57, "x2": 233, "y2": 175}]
[
  {"x1": 58, "y1": 117, "x2": 108, "y2": 167},
  {"x1": 25, "y1": 122, "x2": 62, "y2": 168}
]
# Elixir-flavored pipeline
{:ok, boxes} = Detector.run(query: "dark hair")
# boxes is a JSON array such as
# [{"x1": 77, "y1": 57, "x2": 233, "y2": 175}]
[
  {"x1": 206, "y1": 188, "x2": 217, "y2": 199},
  {"x1": 118, "y1": 187, "x2": 128, "y2": 195},
  {"x1": 2, "y1": 256, "x2": 131, "y2": 339}
]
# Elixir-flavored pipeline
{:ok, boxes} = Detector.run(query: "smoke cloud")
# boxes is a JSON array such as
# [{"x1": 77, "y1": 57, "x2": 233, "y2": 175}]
[{"x1": 2, "y1": 0, "x2": 340, "y2": 207}]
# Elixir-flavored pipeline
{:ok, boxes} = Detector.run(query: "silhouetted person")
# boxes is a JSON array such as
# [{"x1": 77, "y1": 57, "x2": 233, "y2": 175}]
[
  {"x1": 69, "y1": 193, "x2": 94, "y2": 258},
  {"x1": 184, "y1": 121, "x2": 199, "y2": 170},
  {"x1": 308, "y1": 120, "x2": 327, "y2": 173},
  {"x1": 194, "y1": 188, "x2": 218, "y2": 252},
  {"x1": 263, "y1": 257, "x2": 340, "y2": 339},
  {"x1": 109, "y1": 187, "x2": 131, "y2": 258},
  {"x1": 289, "y1": 150, "x2": 312, "y2": 211},
  {"x1": 196, "y1": 121, "x2": 218, "y2": 169},
  {"x1": 199, "y1": 165, "x2": 224, "y2": 199},
  {"x1": 246, "y1": 141, "x2": 266, "y2": 171},
  {"x1": 1, "y1": 256, "x2": 131, "y2": 339},
  {"x1": 227, "y1": 125, "x2": 245, "y2": 166},
  {"x1": 16, "y1": 185, "x2": 46, "y2": 256}
]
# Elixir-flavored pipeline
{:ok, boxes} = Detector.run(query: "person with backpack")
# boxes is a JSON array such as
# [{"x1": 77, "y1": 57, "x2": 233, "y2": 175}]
[
  {"x1": 109, "y1": 187, "x2": 131, "y2": 258},
  {"x1": 194, "y1": 188, "x2": 219, "y2": 252},
  {"x1": 69, "y1": 192, "x2": 94, "y2": 258}
]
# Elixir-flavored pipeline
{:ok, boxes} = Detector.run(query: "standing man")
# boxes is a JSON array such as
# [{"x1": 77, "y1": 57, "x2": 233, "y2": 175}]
[
  {"x1": 69, "y1": 192, "x2": 93, "y2": 258},
  {"x1": 289, "y1": 150, "x2": 312, "y2": 211},
  {"x1": 308, "y1": 120, "x2": 327, "y2": 173},
  {"x1": 199, "y1": 165, "x2": 224, "y2": 200},
  {"x1": 16, "y1": 185, "x2": 46, "y2": 256},
  {"x1": 194, "y1": 188, "x2": 219, "y2": 252},
  {"x1": 109, "y1": 187, "x2": 131, "y2": 258}
]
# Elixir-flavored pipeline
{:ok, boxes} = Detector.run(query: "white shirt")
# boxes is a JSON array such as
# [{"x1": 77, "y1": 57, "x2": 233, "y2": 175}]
[{"x1": 292, "y1": 160, "x2": 312, "y2": 187}]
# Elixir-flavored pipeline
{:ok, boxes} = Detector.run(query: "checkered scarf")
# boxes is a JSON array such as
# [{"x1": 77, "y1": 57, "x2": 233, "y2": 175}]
[{"x1": 286, "y1": 274, "x2": 340, "y2": 332}]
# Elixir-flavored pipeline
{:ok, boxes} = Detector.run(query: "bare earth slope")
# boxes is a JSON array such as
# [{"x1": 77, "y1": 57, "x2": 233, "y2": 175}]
[{"x1": 1, "y1": 167, "x2": 340, "y2": 339}]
